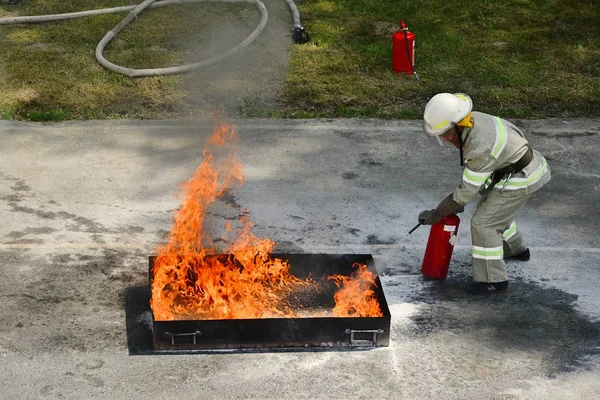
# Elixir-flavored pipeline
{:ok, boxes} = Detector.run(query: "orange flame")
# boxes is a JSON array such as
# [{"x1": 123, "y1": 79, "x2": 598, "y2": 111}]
[
  {"x1": 150, "y1": 117, "x2": 383, "y2": 321},
  {"x1": 329, "y1": 263, "x2": 383, "y2": 317}
]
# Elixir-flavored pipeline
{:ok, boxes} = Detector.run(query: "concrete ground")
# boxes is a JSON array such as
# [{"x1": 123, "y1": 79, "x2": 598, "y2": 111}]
[{"x1": 1, "y1": 118, "x2": 599, "y2": 399}]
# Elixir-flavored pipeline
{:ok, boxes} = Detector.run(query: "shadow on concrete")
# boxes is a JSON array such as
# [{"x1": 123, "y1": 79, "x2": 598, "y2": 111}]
[
  {"x1": 124, "y1": 285, "x2": 154, "y2": 355},
  {"x1": 409, "y1": 273, "x2": 600, "y2": 376}
]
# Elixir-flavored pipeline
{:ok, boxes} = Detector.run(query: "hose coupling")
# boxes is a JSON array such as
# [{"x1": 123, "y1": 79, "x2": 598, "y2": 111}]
[{"x1": 293, "y1": 25, "x2": 310, "y2": 44}]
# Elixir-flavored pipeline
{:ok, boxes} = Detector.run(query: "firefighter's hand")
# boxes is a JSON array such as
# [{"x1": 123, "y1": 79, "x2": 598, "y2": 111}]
[
  {"x1": 418, "y1": 209, "x2": 442, "y2": 225},
  {"x1": 436, "y1": 194, "x2": 464, "y2": 216}
]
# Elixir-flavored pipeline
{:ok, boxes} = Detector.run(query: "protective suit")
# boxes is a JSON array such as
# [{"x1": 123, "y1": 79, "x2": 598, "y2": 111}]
[
  {"x1": 420, "y1": 93, "x2": 551, "y2": 294},
  {"x1": 453, "y1": 111, "x2": 550, "y2": 283}
]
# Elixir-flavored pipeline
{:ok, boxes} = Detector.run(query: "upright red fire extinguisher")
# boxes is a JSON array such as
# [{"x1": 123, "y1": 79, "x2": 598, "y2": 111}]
[
  {"x1": 392, "y1": 20, "x2": 419, "y2": 81},
  {"x1": 421, "y1": 214, "x2": 460, "y2": 280}
]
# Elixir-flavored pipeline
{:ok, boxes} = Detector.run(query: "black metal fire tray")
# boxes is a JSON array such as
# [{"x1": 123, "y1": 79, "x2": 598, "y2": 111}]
[{"x1": 149, "y1": 254, "x2": 391, "y2": 352}]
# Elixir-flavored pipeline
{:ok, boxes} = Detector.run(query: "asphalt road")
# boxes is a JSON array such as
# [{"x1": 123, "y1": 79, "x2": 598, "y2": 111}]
[{"x1": 1, "y1": 118, "x2": 599, "y2": 399}]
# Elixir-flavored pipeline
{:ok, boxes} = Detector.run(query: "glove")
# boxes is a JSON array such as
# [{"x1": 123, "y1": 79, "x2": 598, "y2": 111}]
[
  {"x1": 418, "y1": 209, "x2": 441, "y2": 225},
  {"x1": 419, "y1": 194, "x2": 465, "y2": 225},
  {"x1": 436, "y1": 194, "x2": 464, "y2": 216}
]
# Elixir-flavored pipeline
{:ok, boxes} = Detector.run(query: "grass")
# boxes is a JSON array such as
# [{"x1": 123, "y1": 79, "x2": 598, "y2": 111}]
[
  {"x1": 284, "y1": 0, "x2": 600, "y2": 119},
  {"x1": 0, "y1": 0, "x2": 599, "y2": 120},
  {"x1": 0, "y1": 1, "x2": 255, "y2": 120}
]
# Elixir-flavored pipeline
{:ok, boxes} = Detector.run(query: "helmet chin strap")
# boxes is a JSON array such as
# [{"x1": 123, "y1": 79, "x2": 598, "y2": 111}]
[
  {"x1": 452, "y1": 123, "x2": 464, "y2": 166},
  {"x1": 458, "y1": 127, "x2": 464, "y2": 166}
]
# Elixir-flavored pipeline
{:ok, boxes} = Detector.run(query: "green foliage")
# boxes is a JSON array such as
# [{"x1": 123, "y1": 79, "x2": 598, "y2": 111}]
[{"x1": 26, "y1": 108, "x2": 71, "y2": 121}]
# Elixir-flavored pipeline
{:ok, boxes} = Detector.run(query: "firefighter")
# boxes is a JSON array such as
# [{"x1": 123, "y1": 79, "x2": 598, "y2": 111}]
[{"x1": 418, "y1": 93, "x2": 551, "y2": 294}]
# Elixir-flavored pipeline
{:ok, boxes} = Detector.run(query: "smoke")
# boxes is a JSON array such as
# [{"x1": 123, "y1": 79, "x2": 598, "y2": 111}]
[{"x1": 177, "y1": 0, "x2": 293, "y2": 118}]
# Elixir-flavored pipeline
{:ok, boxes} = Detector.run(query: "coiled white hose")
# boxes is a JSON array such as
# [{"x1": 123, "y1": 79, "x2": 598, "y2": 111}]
[{"x1": 0, "y1": 0, "x2": 288, "y2": 77}]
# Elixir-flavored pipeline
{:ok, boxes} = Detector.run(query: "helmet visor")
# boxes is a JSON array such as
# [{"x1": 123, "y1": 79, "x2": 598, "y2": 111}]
[{"x1": 426, "y1": 134, "x2": 443, "y2": 146}]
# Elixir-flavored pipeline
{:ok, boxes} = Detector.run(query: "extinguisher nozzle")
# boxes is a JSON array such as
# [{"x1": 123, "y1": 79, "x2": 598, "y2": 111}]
[{"x1": 407, "y1": 222, "x2": 422, "y2": 236}]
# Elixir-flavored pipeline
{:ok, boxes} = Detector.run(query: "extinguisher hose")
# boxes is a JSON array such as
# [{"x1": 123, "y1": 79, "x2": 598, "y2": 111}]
[
  {"x1": 406, "y1": 222, "x2": 422, "y2": 236},
  {"x1": 403, "y1": 28, "x2": 420, "y2": 83}
]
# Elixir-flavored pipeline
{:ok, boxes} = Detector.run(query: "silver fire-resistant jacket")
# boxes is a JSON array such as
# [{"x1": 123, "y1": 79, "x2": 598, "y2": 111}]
[{"x1": 452, "y1": 111, "x2": 551, "y2": 205}]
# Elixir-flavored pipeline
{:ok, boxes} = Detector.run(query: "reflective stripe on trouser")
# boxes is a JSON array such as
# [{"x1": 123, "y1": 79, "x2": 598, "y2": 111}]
[
  {"x1": 471, "y1": 192, "x2": 533, "y2": 282},
  {"x1": 502, "y1": 220, "x2": 527, "y2": 258}
]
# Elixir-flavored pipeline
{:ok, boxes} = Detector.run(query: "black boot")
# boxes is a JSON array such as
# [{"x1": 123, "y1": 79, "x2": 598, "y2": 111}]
[
  {"x1": 504, "y1": 248, "x2": 530, "y2": 261},
  {"x1": 468, "y1": 281, "x2": 509, "y2": 295}
]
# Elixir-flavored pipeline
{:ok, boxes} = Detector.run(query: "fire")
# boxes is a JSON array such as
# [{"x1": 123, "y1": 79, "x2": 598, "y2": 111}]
[
  {"x1": 150, "y1": 116, "x2": 382, "y2": 321},
  {"x1": 329, "y1": 263, "x2": 383, "y2": 317}
]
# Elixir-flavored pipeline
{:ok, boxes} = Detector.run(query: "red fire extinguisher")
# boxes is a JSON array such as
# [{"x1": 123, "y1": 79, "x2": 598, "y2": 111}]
[
  {"x1": 421, "y1": 214, "x2": 460, "y2": 280},
  {"x1": 392, "y1": 20, "x2": 419, "y2": 81}
]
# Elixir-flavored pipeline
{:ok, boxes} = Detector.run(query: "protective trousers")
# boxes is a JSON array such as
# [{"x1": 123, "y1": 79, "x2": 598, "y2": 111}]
[{"x1": 470, "y1": 191, "x2": 533, "y2": 282}]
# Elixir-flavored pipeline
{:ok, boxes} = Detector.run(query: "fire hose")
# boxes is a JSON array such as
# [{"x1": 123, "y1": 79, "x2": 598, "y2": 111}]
[{"x1": 0, "y1": 0, "x2": 309, "y2": 77}]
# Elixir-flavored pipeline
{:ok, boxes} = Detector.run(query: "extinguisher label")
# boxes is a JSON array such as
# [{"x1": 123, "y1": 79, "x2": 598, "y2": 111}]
[
  {"x1": 449, "y1": 234, "x2": 457, "y2": 246},
  {"x1": 444, "y1": 225, "x2": 456, "y2": 232}
]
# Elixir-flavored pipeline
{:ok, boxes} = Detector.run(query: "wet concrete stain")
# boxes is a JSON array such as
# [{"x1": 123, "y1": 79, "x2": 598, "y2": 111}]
[
  {"x1": 16, "y1": 249, "x2": 142, "y2": 310},
  {"x1": 90, "y1": 233, "x2": 106, "y2": 243},
  {"x1": 359, "y1": 154, "x2": 384, "y2": 166},
  {"x1": 273, "y1": 240, "x2": 306, "y2": 253},
  {"x1": 7, "y1": 203, "x2": 60, "y2": 219},
  {"x1": 1, "y1": 176, "x2": 150, "y2": 241},
  {"x1": 11, "y1": 180, "x2": 31, "y2": 192},
  {"x1": 6, "y1": 227, "x2": 57, "y2": 239},
  {"x1": 0, "y1": 248, "x2": 150, "y2": 354},
  {"x1": 332, "y1": 129, "x2": 372, "y2": 144},
  {"x1": 5, "y1": 238, "x2": 44, "y2": 245},
  {"x1": 75, "y1": 254, "x2": 94, "y2": 261},
  {"x1": 381, "y1": 262, "x2": 419, "y2": 277},
  {"x1": 51, "y1": 254, "x2": 76, "y2": 264},
  {"x1": 5, "y1": 199, "x2": 100, "y2": 231},
  {"x1": 0, "y1": 172, "x2": 19, "y2": 181},
  {"x1": 4, "y1": 198, "x2": 148, "y2": 239},
  {"x1": 1, "y1": 194, "x2": 23, "y2": 202},
  {"x1": 217, "y1": 188, "x2": 241, "y2": 208},
  {"x1": 346, "y1": 227, "x2": 361, "y2": 236},
  {"x1": 208, "y1": 211, "x2": 239, "y2": 221},
  {"x1": 540, "y1": 130, "x2": 599, "y2": 139},
  {"x1": 66, "y1": 216, "x2": 109, "y2": 233},
  {"x1": 408, "y1": 273, "x2": 600, "y2": 376},
  {"x1": 125, "y1": 225, "x2": 145, "y2": 234},
  {"x1": 0, "y1": 249, "x2": 25, "y2": 264},
  {"x1": 365, "y1": 234, "x2": 396, "y2": 245},
  {"x1": 342, "y1": 172, "x2": 359, "y2": 180},
  {"x1": 76, "y1": 249, "x2": 131, "y2": 278}
]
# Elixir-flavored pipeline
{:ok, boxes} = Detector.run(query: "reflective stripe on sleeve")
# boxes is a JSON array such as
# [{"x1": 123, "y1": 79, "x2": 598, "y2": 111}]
[
  {"x1": 491, "y1": 117, "x2": 507, "y2": 159},
  {"x1": 472, "y1": 245, "x2": 504, "y2": 260},
  {"x1": 462, "y1": 168, "x2": 491, "y2": 186},
  {"x1": 503, "y1": 221, "x2": 517, "y2": 240}
]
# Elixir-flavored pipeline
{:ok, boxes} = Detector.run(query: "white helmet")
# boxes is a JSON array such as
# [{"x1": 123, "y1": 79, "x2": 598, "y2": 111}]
[{"x1": 422, "y1": 93, "x2": 473, "y2": 136}]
